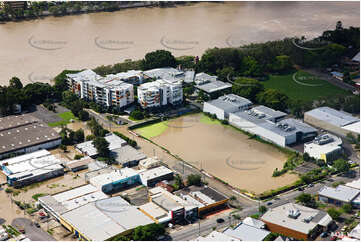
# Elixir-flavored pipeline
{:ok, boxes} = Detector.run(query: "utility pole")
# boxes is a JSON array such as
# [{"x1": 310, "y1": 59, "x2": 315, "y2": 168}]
[{"x1": 198, "y1": 220, "x2": 201, "y2": 237}]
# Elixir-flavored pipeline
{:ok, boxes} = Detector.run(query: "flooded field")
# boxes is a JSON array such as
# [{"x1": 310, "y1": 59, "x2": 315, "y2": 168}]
[{"x1": 135, "y1": 114, "x2": 298, "y2": 194}]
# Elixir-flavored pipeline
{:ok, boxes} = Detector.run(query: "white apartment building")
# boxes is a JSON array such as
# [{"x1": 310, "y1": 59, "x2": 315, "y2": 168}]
[
  {"x1": 137, "y1": 79, "x2": 183, "y2": 109},
  {"x1": 66, "y1": 69, "x2": 134, "y2": 109}
]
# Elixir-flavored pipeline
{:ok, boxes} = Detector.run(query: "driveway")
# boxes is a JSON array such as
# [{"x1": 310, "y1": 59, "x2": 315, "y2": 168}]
[{"x1": 12, "y1": 218, "x2": 55, "y2": 241}]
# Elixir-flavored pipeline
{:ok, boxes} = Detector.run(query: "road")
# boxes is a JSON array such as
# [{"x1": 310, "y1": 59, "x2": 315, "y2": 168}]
[
  {"x1": 12, "y1": 218, "x2": 55, "y2": 241},
  {"x1": 170, "y1": 168, "x2": 359, "y2": 241}
]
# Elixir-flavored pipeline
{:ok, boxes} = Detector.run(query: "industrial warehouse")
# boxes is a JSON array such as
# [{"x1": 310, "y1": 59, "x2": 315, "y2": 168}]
[
  {"x1": 304, "y1": 107, "x2": 360, "y2": 137},
  {"x1": 304, "y1": 133, "x2": 343, "y2": 162},
  {"x1": 0, "y1": 149, "x2": 64, "y2": 188},
  {"x1": 0, "y1": 114, "x2": 61, "y2": 158}
]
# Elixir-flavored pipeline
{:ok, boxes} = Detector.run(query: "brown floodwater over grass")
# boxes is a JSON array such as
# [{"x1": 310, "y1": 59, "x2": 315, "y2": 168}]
[{"x1": 135, "y1": 113, "x2": 298, "y2": 195}]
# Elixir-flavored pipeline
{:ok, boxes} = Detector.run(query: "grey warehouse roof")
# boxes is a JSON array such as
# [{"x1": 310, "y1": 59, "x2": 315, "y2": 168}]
[
  {"x1": 0, "y1": 114, "x2": 61, "y2": 156},
  {"x1": 305, "y1": 107, "x2": 359, "y2": 127},
  {"x1": 223, "y1": 223, "x2": 270, "y2": 241},
  {"x1": 196, "y1": 80, "x2": 232, "y2": 93},
  {"x1": 319, "y1": 185, "x2": 360, "y2": 203},
  {"x1": 206, "y1": 94, "x2": 252, "y2": 112}
]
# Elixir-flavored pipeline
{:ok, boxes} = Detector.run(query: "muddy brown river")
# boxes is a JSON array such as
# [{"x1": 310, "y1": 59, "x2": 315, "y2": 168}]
[{"x1": 0, "y1": 1, "x2": 359, "y2": 85}]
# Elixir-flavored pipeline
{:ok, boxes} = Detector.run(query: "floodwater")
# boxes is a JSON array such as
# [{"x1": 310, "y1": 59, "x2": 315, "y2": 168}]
[
  {"x1": 137, "y1": 114, "x2": 298, "y2": 194},
  {"x1": 0, "y1": 1, "x2": 359, "y2": 85}
]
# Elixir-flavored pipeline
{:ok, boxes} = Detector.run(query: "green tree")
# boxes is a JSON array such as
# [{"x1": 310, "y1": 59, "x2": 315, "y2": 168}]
[
  {"x1": 259, "y1": 205, "x2": 267, "y2": 214},
  {"x1": 241, "y1": 56, "x2": 263, "y2": 77},
  {"x1": 256, "y1": 89, "x2": 289, "y2": 111},
  {"x1": 133, "y1": 224, "x2": 165, "y2": 241},
  {"x1": 231, "y1": 77, "x2": 263, "y2": 102},
  {"x1": 327, "y1": 208, "x2": 342, "y2": 220},
  {"x1": 59, "y1": 144, "x2": 67, "y2": 152},
  {"x1": 141, "y1": 50, "x2": 176, "y2": 70},
  {"x1": 183, "y1": 86, "x2": 194, "y2": 97},
  {"x1": 272, "y1": 55, "x2": 293, "y2": 73},
  {"x1": 187, "y1": 174, "x2": 202, "y2": 186},
  {"x1": 130, "y1": 110, "x2": 144, "y2": 120},
  {"x1": 341, "y1": 203, "x2": 353, "y2": 214},
  {"x1": 62, "y1": 91, "x2": 78, "y2": 106},
  {"x1": 73, "y1": 129, "x2": 85, "y2": 143},
  {"x1": 92, "y1": 137, "x2": 110, "y2": 158},
  {"x1": 333, "y1": 159, "x2": 350, "y2": 173},
  {"x1": 295, "y1": 193, "x2": 316, "y2": 208},
  {"x1": 9, "y1": 77, "x2": 23, "y2": 89}
]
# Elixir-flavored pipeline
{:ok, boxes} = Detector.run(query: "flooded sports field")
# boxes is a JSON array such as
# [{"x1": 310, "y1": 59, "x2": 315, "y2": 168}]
[{"x1": 135, "y1": 113, "x2": 298, "y2": 195}]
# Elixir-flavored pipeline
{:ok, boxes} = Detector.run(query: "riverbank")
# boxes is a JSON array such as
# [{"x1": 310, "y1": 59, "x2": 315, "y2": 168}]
[{"x1": 0, "y1": 1, "x2": 193, "y2": 23}]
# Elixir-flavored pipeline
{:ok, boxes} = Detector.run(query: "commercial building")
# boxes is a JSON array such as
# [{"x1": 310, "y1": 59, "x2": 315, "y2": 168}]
[
  {"x1": 229, "y1": 107, "x2": 317, "y2": 147},
  {"x1": 138, "y1": 156, "x2": 161, "y2": 170},
  {"x1": 148, "y1": 187, "x2": 198, "y2": 223},
  {"x1": 0, "y1": 114, "x2": 61, "y2": 159},
  {"x1": 65, "y1": 156, "x2": 94, "y2": 172},
  {"x1": 175, "y1": 186, "x2": 229, "y2": 217},
  {"x1": 112, "y1": 145, "x2": 146, "y2": 167},
  {"x1": 195, "y1": 80, "x2": 232, "y2": 99},
  {"x1": 139, "y1": 166, "x2": 174, "y2": 187},
  {"x1": 139, "y1": 202, "x2": 172, "y2": 224},
  {"x1": 318, "y1": 185, "x2": 360, "y2": 208},
  {"x1": 137, "y1": 79, "x2": 183, "y2": 109},
  {"x1": 196, "y1": 231, "x2": 240, "y2": 241},
  {"x1": 75, "y1": 133, "x2": 127, "y2": 157},
  {"x1": 223, "y1": 222, "x2": 271, "y2": 241},
  {"x1": 304, "y1": 107, "x2": 360, "y2": 137},
  {"x1": 0, "y1": 150, "x2": 64, "y2": 188},
  {"x1": 203, "y1": 94, "x2": 252, "y2": 120},
  {"x1": 60, "y1": 196, "x2": 154, "y2": 240},
  {"x1": 304, "y1": 133, "x2": 343, "y2": 162},
  {"x1": 88, "y1": 167, "x2": 140, "y2": 194},
  {"x1": 38, "y1": 184, "x2": 108, "y2": 221},
  {"x1": 345, "y1": 178, "x2": 360, "y2": 190},
  {"x1": 194, "y1": 72, "x2": 218, "y2": 85},
  {"x1": 66, "y1": 69, "x2": 134, "y2": 110},
  {"x1": 143, "y1": 67, "x2": 185, "y2": 81},
  {"x1": 242, "y1": 217, "x2": 266, "y2": 229},
  {"x1": 261, "y1": 203, "x2": 333, "y2": 240}
]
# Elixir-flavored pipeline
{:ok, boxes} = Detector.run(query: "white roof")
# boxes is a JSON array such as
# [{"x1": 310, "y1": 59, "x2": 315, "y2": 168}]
[
  {"x1": 205, "y1": 94, "x2": 252, "y2": 112},
  {"x1": 223, "y1": 223, "x2": 270, "y2": 241},
  {"x1": 261, "y1": 203, "x2": 333, "y2": 235},
  {"x1": 76, "y1": 133, "x2": 127, "y2": 157},
  {"x1": 319, "y1": 185, "x2": 360, "y2": 203},
  {"x1": 196, "y1": 231, "x2": 240, "y2": 241},
  {"x1": 352, "y1": 52, "x2": 360, "y2": 62},
  {"x1": 345, "y1": 179, "x2": 360, "y2": 190},
  {"x1": 304, "y1": 133, "x2": 342, "y2": 155},
  {"x1": 349, "y1": 224, "x2": 360, "y2": 240},
  {"x1": 305, "y1": 107, "x2": 359, "y2": 128},
  {"x1": 342, "y1": 121, "x2": 360, "y2": 134},
  {"x1": 139, "y1": 166, "x2": 173, "y2": 182},
  {"x1": 242, "y1": 217, "x2": 266, "y2": 229},
  {"x1": 89, "y1": 168, "x2": 139, "y2": 188},
  {"x1": 138, "y1": 157, "x2": 161, "y2": 169},
  {"x1": 139, "y1": 202, "x2": 171, "y2": 223},
  {"x1": 61, "y1": 196, "x2": 153, "y2": 241}
]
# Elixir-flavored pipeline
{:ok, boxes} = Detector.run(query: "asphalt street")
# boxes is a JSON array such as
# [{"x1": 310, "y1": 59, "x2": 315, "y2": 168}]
[{"x1": 12, "y1": 218, "x2": 55, "y2": 241}]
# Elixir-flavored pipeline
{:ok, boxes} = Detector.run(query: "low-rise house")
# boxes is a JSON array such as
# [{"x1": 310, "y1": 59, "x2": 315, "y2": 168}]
[
  {"x1": 261, "y1": 203, "x2": 333, "y2": 240},
  {"x1": 60, "y1": 196, "x2": 154, "y2": 240},
  {"x1": 223, "y1": 222, "x2": 271, "y2": 241},
  {"x1": 139, "y1": 166, "x2": 174, "y2": 187},
  {"x1": 203, "y1": 94, "x2": 252, "y2": 120},
  {"x1": 304, "y1": 133, "x2": 343, "y2": 162},
  {"x1": 0, "y1": 149, "x2": 64, "y2": 188},
  {"x1": 318, "y1": 185, "x2": 360, "y2": 208}
]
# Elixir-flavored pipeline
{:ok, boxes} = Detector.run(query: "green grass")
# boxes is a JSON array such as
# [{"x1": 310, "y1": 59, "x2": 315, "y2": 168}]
[
  {"x1": 264, "y1": 70, "x2": 350, "y2": 102},
  {"x1": 48, "y1": 111, "x2": 77, "y2": 127},
  {"x1": 200, "y1": 114, "x2": 222, "y2": 125},
  {"x1": 135, "y1": 121, "x2": 169, "y2": 139}
]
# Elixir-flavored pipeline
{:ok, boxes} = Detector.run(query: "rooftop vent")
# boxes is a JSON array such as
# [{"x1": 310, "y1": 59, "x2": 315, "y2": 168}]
[{"x1": 288, "y1": 209, "x2": 301, "y2": 219}]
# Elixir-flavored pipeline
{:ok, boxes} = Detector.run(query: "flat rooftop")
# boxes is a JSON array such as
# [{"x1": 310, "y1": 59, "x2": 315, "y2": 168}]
[
  {"x1": 304, "y1": 133, "x2": 342, "y2": 154},
  {"x1": 39, "y1": 184, "x2": 108, "y2": 215},
  {"x1": 76, "y1": 133, "x2": 127, "y2": 157},
  {"x1": 261, "y1": 203, "x2": 333, "y2": 235},
  {"x1": 89, "y1": 167, "x2": 139, "y2": 188},
  {"x1": 196, "y1": 231, "x2": 240, "y2": 241},
  {"x1": 111, "y1": 145, "x2": 146, "y2": 165},
  {"x1": 139, "y1": 202, "x2": 171, "y2": 223},
  {"x1": 223, "y1": 223, "x2": 270, "y2": 241},
  {"x1": 195, "y1": 72, "x2": 218, "y2": 82},
  {"x1": 176, "y1": 186, "x2": 228, "y2": 207},
  {"x1": 196, "y1": 80, "x2": 232, "y2": 93},
  {"x1": 205, "y1": 94, "x2": 252, "y2": 112},
  {"x1": 143, "y1": 67, "x2": 184, "y2": 81},
  {"x1": 0, "y1": 114, "x2": 61, "y2": 156},
  {"x1": 139, "y1": 166, "x2": 173, "y2": 181},
  {"x1": 305, "y1": 107, "x2": 359, "y2": 128},
  {"x1": 342, "y1": 121, "x2": 360, "y2": 134},
  {"x1": 1, "y1": 150, "x2": 63, "y2": 179},
  {"x1": 319, "y1": 185, "x2": 360, "y2": 203},
  {"x1": 66, "y1": 156, "x2": 94, "y2": 170},
  {"x1": 61, "y1": 196, "x2": 153, "y2": 241},
  {"x1": 345, "y1": 178, "x2": 360, "y2": 190}
]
